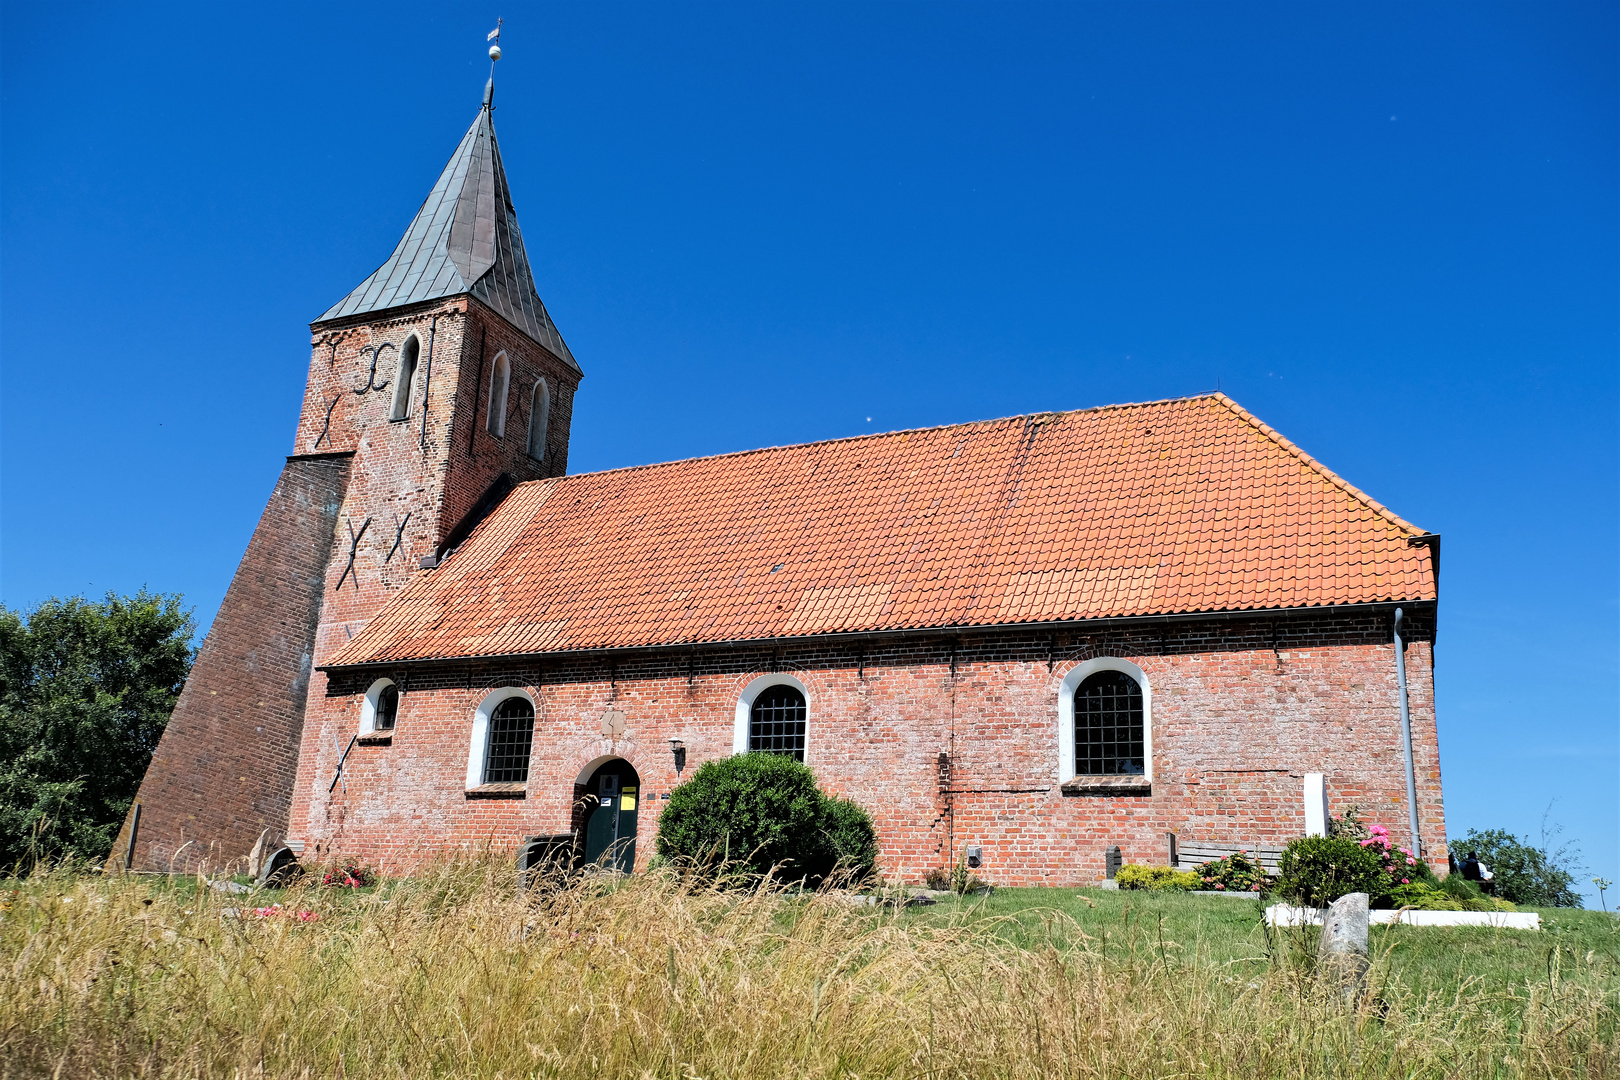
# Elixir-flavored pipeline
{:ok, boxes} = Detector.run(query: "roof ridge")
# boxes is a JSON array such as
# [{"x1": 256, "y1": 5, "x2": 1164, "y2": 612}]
[
  {"x1": 535, "y1": 393, "x2": 1226, "y2": 487},
  {"x1": 1209, "y1": 392, "x2": 1429, "y2": 537}
]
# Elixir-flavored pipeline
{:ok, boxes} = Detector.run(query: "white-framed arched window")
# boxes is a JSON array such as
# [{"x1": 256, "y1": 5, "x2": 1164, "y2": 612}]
[
  {"x1": 389, "y1": 335, "x2": 420, "y2": 421},
  {"x1": 1056, "y1": 657, "x2": 1152, "y2": 783},
  {"x1": 465, "y1": 686, "x2": 535, "y2": 788},
  {"x1": 486, "y1": 352, "x2": 510, "y2": 437},
  {"x1": 527, "y1": 378, "x2": 550, "y2": 461},
  {"x1": 733, "y1": 673, "x2": 810, "y2": 762},
  {"x1": 360, "y1": 677, "x2": 400, "y2": 735}
]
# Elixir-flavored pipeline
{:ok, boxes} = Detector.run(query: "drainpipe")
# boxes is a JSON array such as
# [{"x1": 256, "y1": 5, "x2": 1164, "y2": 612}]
[{"x1": 1393, "y1": 608, "x2": 1422, "y2": 857}]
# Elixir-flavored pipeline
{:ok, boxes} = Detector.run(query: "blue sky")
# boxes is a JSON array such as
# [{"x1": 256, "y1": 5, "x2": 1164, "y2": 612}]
[{"x1": 3, "y1": 2, "x2": 1614, "y2": 899}]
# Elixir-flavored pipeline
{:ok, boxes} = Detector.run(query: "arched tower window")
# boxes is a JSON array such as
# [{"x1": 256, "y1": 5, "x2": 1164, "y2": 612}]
[
  {"x1": 527, "y1": 378, "x2": 550, "y2": 461},
  {"x1": 1074, "y1": 670, "x2": 1145, "y2": 776},
  {"x1": 360, "y1": 677, "x2": 399, "y2": 735},
  {"x1": 749, "y1": 684, "x2": 806, "y2": 761},
  {"x1": 487, "y1": 352, "x2": 510, "y2": 437},
  {"x1": 374, "y1": 685, "x2": 399, "y2": 730},
  {"x1": 389, "y1": 336, "x2": 420, "y2": 420},
  {"x1": 484, "y1": 696, "x2": 535, "y2": 783}
]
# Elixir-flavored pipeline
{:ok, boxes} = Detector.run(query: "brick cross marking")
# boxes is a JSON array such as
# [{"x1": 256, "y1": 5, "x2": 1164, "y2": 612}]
[
  {"x1": 312, "y1": 395, "x2": 341, "y2": 450},
  {"x1": 354, "y1": 343, "x2": 395, "y2": 396},
  {"x1": 386, "y1": 511, "x2": 413, "y2": 563},
  {"x1": 333, "y1": 516, "x2": 371, "y2": 591},
  {"x1": 329, "y1": 732, "x2": 358, "y2": 794}
]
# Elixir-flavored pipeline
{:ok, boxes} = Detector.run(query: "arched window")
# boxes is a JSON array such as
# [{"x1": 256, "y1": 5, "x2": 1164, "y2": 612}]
[
  {"x1": 374, "y1": 685, "x2": 399, "y2": 730},
  {"x1": 486, "y1": 352, "x2": 510, "y2": 437},
  {"x1": 527, "y1": 378, "x2": 550, "y2": 460},
  {"x1": 1074, "y1": 670, "x2": 1145, "y2": 776},
  {"x1": 749, "y1": 684, "x2": 806, "y2": 761},
  {"x1": 483, "y1": 696, "x2": 535, "y2": 783},
  {"x1": 389, "y1": 336, "x2": 420, "y2": 420},
  {"x1": 360, "y1": 677, "x2": 399, "y2": 735}
]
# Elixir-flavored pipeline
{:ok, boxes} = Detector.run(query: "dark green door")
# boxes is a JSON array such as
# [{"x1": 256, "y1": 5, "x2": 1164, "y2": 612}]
[{"x1": 581, "y1": 759, "x2": 640, "y2": 872}]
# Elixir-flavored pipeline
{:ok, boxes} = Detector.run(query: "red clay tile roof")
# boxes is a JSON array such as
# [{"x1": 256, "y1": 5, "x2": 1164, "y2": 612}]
[{"x1": 328, "y1": 393, "x2": 1436, "y2": 666}]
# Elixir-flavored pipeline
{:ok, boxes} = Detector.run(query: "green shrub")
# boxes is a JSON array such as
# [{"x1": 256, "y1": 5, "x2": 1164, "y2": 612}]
[
  {"x1": 1387, "y1": 880, "x2": 1516, "y2": 913},
  {"x1": 1459, "y1": 827, "x2": 1583, "y2": 907},
  {"x1": 1276, "y1": 836, "x2": 1387, "y2": 906},
  {"x1": 1115, "y1": 864, "x2": 1198, "y2": 891},
  {"x1": 655, "y1": 754, "x2": 877, "y2": 882},
  {"x1": 821, "y1": 796, "x2": 878, "y2": 880},
  {"x1": 1388, "y1": 883, "x2": 1462, "y2": 910},
  {"x1": 1193, "y1": 851, "x2": 1273, "y2": 893}
]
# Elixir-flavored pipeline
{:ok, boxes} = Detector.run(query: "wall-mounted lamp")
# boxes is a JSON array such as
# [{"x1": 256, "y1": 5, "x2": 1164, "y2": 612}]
[{"x1": 668, "y1": 738, "x2": 687, "y2": 775}]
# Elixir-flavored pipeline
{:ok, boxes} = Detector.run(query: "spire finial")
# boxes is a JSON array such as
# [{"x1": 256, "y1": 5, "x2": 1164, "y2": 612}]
[{"x1": 484, "y1": 19, "x2": 503, "y2": 109}]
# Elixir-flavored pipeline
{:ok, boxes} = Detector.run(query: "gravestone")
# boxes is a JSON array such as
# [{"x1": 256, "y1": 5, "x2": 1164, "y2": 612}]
[{"x1": 1317, "y1": 891, "x2": 1370, "y2": 999}]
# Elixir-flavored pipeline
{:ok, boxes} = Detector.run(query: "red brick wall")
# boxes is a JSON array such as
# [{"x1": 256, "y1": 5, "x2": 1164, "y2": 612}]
[
  {"x1": 283, "y1": 298, "x2": 581, "y2": 855},
  {"x1": 118, "y1": 297, "x2": 580, "y2": 873},
  {"x1": 112, "y1": 454, "x2": 351, "y2": 873},
  {"x1": 288, "y1": 607, "x2": 1447, "y2": 885}
]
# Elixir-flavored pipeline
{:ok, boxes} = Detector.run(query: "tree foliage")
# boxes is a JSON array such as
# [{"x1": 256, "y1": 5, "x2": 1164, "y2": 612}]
[
  {"x1": 655, "y1": 753, "x2": 878, "y2": 883},
  {"x1": 0, "y1": 591, "x2": 194, "y2": 867},
  {"x1": 1460, "y1": 827, "x2": 1583, "y2": 908}
]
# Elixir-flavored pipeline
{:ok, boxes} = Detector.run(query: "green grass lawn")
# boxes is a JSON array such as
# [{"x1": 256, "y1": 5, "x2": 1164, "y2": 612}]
[
  {"x1": 4, "y1": 868, "x2": 1616, "y2": 1077},
  {"x1": 905, "y1": 885, "x2": 1620, "y2": 999}
]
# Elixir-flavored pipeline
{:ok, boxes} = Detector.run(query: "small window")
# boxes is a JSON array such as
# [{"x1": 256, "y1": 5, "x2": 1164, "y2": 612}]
[
  {"x1": 749, "y1": 684, "x2": 806, "y2": 761},
  {"x1": 361, "y1": 677, "x2": 399, "y2": 736},
  {"x1": 527, "y1": 378, "x2": 550, "y2": 460},
  {"x1": 484, "y1": 695, "x2": 535, "y2": 782},
  {"x1": 1075, "y1": 670, "x2": 1144, "y2": 775},
  {"x1": 487, "y1": 352, "x2": 510, "y2": 437},
  {"x1": 374, "y1": 685, "x2": 399, "y2": 731},
  {"x1": 389, "y1": 336, "x2": 420, "y2": 420}
]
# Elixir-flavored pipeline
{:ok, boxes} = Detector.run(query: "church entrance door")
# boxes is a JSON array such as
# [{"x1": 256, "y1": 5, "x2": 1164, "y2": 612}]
[{"x1": 581, "y1": 759, "x2": 640, "y2": 872}]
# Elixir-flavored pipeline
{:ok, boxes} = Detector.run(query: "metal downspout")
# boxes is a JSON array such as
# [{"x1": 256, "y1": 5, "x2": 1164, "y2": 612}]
[{"x1": 1394, "y1": 608, "x2": 1422, "y2": 856}]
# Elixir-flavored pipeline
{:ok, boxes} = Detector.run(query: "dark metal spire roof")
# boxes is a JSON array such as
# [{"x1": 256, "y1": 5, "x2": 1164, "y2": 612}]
[{"x1": 317, "y1": 82, "x2": 578, "y2": 372}]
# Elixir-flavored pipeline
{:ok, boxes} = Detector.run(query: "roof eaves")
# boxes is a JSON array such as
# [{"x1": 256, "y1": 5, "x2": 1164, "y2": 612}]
[{"x1": 318, "y1": 597, "x2": 1437, "y2": 673}]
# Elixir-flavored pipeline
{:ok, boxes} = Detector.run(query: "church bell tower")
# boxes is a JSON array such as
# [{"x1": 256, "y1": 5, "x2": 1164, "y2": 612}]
[{"x1": 114, "y1": 66, "x2": 581, "y2": 872}]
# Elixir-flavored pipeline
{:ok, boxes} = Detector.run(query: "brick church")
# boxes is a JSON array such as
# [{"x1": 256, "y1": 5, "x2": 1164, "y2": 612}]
[{"x1": 115, "y1": 78, "x2": 1448, "y2": 886}]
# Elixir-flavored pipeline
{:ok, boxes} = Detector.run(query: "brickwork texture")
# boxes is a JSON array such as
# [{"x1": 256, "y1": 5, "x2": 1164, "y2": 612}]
[
  {"x1": 290, "y1": 610, "x2": 1446, "y2": 885},
  {"x1": 113, "y1": 454, "x2": 352, "y2": 872}
]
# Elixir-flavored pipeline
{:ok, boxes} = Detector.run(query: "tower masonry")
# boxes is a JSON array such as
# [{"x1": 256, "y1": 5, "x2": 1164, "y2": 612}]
[{"x1": 115, "y1": 80, "x2": 580, "y2": 872}]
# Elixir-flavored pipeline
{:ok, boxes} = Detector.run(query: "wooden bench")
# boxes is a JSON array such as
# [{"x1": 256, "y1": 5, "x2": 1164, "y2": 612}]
[{"x1": 1172, "y1": 839, "x2": 1288, "y2": 876}]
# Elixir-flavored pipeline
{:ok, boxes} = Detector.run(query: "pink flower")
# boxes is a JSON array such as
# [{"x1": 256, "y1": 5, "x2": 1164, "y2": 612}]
[
  {"x1": 1401, "y1": 878, "x2": 1409, "y2": 884},
  {"x1": 1217, "y1": 884, "x2": 1226, "y2": 890}
]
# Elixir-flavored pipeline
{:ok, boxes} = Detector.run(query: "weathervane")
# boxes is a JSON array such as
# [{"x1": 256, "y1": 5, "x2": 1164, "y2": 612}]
[
  {"x1": 488, "y1": 18, "x2": 503, "y2": 67},
  {"x1": 483, "y1": 18, "x2": 503, "y2": 107}
]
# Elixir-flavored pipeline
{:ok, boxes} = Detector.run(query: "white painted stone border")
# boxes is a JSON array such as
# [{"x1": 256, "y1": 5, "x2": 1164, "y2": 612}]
[{"x1": 1266, "y1": 904, "x2": 1540, "y2": 930}]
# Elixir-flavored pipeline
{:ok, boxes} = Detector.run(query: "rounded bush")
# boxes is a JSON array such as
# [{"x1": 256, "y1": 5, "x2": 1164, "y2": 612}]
[
  {"x1": 821, "y1": 796, "x2": 879, "y2": 881},
  {"x1": 1115, "y1": 864, "x2": 1197, "y2": 891},
  {"x1": 656, "y1": 754, "x2": 877, "y2": 882},
  {"x1": 1276, "y1": 836, "x2": 1387, "y2": 906}
]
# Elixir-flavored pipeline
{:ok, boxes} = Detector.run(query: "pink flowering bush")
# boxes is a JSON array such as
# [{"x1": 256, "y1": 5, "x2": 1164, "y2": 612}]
[
  {"x1": 1278, "y1": 822, "x2": 1437, "y2": 907},
  {"x1": 1355, "y1": 824, "x2": 1431, "y2": 889},
  {"x1": 1194, "y1": 850, "x2": 1273, "y2": 893},
  {"x1": 320, "y1": 862, "x2": 378, "y2": 889}
]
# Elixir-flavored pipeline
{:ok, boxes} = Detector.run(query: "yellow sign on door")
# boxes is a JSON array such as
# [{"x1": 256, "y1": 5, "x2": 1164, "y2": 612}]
[{"x1": 620, "y1": 795, "x2": 636, "y2": 811}]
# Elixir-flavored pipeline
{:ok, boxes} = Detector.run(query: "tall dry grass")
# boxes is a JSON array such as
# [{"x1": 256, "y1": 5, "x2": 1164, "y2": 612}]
[{"x1": 1, "y1": 860, "x2": 1614, "y2": 1079}]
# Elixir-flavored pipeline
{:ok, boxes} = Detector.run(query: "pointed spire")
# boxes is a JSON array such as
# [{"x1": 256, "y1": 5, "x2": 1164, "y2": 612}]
[{"x1": 317, "y1": 87, "x2": 577, "y2": 372}]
